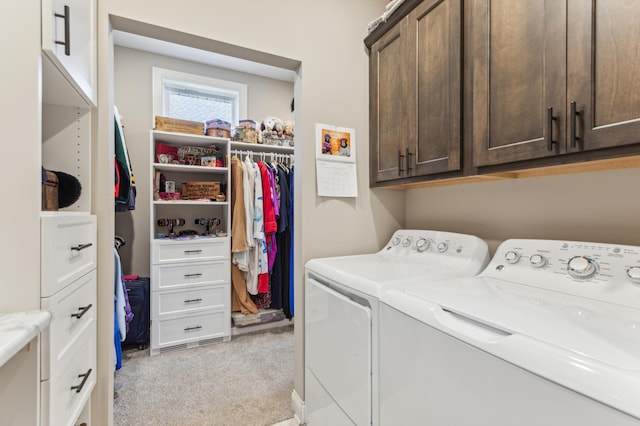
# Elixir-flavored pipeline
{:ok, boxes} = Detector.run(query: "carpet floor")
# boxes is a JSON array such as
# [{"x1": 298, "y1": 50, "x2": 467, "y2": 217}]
[{"x1": 114, "y1": 325, "x2": 295, "y2": 426}]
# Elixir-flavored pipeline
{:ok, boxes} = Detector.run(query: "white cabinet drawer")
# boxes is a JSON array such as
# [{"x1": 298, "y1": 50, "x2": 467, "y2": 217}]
[
  {"x1": 41, "y1": 327, "x2": 95, "y2": 426},
  {"x1": 152, "y1": 238, "x2": 229, "y2": 264},
  {"x1": 152, "y1": 261, "x2": 230, "y2": 291},
  {"x1": 153, "y1": 311, "x2": 229, "y2": 349},
  {"x1": 153, "y1": 285, "x2": 230, "y2": 318},
  {"x1": 41, "y1": 214, "x2": 97, "y2": 297},
  {"x1": 41, "y1": 270, "x2": 95, "y2": 380}
]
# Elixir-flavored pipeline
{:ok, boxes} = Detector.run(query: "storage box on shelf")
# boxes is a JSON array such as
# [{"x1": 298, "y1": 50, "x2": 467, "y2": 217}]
[{"x1": 150, "y1": 130, "x2": 232, "y2": 356}]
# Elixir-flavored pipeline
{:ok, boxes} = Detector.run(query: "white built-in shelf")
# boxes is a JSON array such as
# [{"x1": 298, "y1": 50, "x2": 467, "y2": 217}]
[
  {"x1": 153, "y1": 200, "x2": 229, "y2": 206},
  {"x1": 153, "y1": 163, "x2": 228, "y2": 174},
  {"x1": 152, "y1": 130, "x2": 227, "y2": 146},
  {"x1": 230, "y1": 140, "x2": 294, "y2": 153}
]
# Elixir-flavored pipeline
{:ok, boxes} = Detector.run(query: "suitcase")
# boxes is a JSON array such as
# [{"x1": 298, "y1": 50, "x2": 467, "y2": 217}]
[{"x1": 122, "y1": 277, "x2": 150, "y2": 350}]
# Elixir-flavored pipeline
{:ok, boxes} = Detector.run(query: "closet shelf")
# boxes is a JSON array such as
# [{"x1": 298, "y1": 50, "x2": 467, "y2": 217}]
[
  {"x1": 230, "y1": 140, "x2": 294, "y2": 153},
  {"x1": 153, "y1": 163, "x2": 228, "y2": 174},
  {"x1": 153, "y1": 200, "x2": 229, "y2": 206}
]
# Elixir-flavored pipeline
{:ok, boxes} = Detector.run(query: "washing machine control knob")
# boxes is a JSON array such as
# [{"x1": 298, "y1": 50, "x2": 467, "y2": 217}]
[
  {"x1": 416, "y1": 238, "x2": 430, "y2": 252},
  {"x1": 504, "y1": 251, "x2": 520, "y2": 264},
  {"x1": 437, "y1": 242, "x2": 448, "y2": 253},
  {"x1": 391, "y1": 236, "x2": 401, "y2": 246},
  {"x1": 626, "y1": 266, "x2": 640, "y2": 283},
  {"x1": 529, "y1": 254, "x2": 547, "y2": 268},
  {"x1": 402, "y1": 237, "x2": 413, "y2": 248},
  {"x1": 567, "y1": 256, "x2": 598, "y2": 278}
]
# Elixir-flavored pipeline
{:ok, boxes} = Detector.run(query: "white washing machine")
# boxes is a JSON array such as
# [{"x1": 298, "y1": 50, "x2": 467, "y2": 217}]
[
  {"x1": 380, "y1": 238, "x2": 640, "y2": 426},
  {"x1": 304, "y1": 229, "x2": 490, "y2": 425}
]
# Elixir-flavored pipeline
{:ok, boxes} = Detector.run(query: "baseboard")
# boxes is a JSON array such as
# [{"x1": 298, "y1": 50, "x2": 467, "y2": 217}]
[{"x1": 291, "y1": 389, "x2": 305, "y2": 425}]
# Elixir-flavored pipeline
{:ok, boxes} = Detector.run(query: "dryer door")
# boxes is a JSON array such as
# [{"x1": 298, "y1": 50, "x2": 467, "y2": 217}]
[{"x1": 305, "y1": 276, "x2": 372, "y2": 426}]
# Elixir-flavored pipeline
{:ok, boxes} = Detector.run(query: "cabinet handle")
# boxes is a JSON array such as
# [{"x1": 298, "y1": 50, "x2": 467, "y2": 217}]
[
  {"x1": 398, "y1": 150, "x2": 405, "y2": 176},
  {"x1": 71, "y1": 243, "x2": 93, "y2": 251},
  {"x1": 570, "y1": 101, "x2": 582, "y2": 148},
  {"x1": 184, "y1": 325, "x2": 203, "y2": 332},
  {"x1": 184, "y1": 298, "x2": 203, "y2": 303},
  {"x1": 546, "y1": 107, "x2": 558, "y2": 151},
  {"x1": 70, "y1": 304, "x2": 93, "y2": 319},
  {"x1": 184, "y1": 273, "x2": 203, "y2": 278},
  {"x1": 54, "y1": 5, "x2": 71, "y2": 56},
  {"x1": 70, "y1": 369, "x2": 92, "y2": 394},
  {"x1": 183, "y1": 249, "x2": 203, "y2": 254},
  {"x1": 406, "y1": 148, "x2": 413, "y2": 174}
]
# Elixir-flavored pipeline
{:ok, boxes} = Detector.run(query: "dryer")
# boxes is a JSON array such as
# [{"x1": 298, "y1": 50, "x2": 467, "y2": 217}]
[
  {"x1": 380, "y1": 239, "x2": 640, "y2": 425},
  {"x1": 304, "y1": 229, "x2": 490, "y2": 425}
]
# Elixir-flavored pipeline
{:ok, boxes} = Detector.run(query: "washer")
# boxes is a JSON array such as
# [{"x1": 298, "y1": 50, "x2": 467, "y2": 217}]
[
  {"x1": 304, "y1": 229, "x2": 490, "y2": 425},
  {"x1": 380, "y1": 239, "x2": 640, "y2": 426}
]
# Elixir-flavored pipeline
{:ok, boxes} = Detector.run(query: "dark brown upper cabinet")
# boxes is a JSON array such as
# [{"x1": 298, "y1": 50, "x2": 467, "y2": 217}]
[
  {"x1": 470, "y1": 0, "x2": 640, "y2": 168},
  {"x1": 367, "y1": 0, "x2": 462, "y2": 185}
]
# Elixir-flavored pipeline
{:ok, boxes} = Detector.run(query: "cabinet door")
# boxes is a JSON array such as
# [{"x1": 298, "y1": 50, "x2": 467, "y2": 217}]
[
  {"x1": 471, "y1": 0, "x2": 567, "y2": 167},
  {"x1": 41, "y1": 0, "x2": 96, "y2": 106},
  {"x1": 370, "y1": 21, "x2": 410, "y2": 183},
  {"x1": 408, "y1": 0, "x2": 462, "y2": 176},
  {"x1": 567, "y1": 0, "x2": 640, "y2": 152}
]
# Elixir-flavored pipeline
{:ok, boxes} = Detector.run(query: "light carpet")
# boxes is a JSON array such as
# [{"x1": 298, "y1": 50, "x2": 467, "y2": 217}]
[{"x1": 114, "y1": 325, "x2": 295, "y2": 426}]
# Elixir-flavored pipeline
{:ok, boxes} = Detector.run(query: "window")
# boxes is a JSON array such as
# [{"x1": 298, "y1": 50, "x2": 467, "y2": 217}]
[{"x1": 152, "y1": 67, "x2": 247, "y2": 125}]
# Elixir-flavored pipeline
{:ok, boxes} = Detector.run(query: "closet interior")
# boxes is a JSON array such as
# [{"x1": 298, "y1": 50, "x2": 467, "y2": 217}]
[{"x1": 113, "y1": 30, "x2": 297, "y2": 360}]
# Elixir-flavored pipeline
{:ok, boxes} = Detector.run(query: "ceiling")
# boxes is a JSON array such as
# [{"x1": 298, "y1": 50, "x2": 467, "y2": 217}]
[{"x1": 113, "y1": 30, "x2": 297, "y2": 83}]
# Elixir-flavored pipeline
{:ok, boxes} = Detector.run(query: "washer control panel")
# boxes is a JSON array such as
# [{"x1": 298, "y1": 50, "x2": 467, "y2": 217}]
[
  {"x1": 488, "y1": 239, "x2": 640, "y2": 308},
  {"x1": 383, "y1": 229, "x2": 489, "y2": 263}
]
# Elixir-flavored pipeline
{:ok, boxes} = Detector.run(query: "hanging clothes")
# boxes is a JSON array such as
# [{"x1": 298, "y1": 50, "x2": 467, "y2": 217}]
[
  {"x1": 288, "y1": 165, "x2": 295, "y2": 315},
  {"x1": 230, "y1": 156, "x2": 258, "y2": 314},
  {"x1": 114, "y1": 106, "x2": 137, "y2": 211}
]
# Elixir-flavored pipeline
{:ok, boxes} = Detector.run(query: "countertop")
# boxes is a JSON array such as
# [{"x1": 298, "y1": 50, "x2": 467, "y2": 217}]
[{"x1": 0, "y1": 310, "x2": 52, "y2": 368}]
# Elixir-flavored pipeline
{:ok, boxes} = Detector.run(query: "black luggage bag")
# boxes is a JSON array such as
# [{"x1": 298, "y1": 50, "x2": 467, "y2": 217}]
[{"x1": 122, "y1": 276, "x2": 150, "y2": 350}]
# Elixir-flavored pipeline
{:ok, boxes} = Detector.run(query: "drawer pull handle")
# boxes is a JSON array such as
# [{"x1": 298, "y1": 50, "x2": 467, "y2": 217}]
[
  {"x1": 184, "y1": 298, "x2": 203, "y2": 303},
  {"x1": 184, "y1": 325, "x2": 203, "y2": 332},
  {"x1": 546, "y1": 107, "x2": 558, "y2": 151},
  {"x1": 54, "y1": 5, "x2": 71, "y2": 56},
  {"x1": 570, "y1": 100, "x2": 582, "y2": 148},
  {"x1": 70, "y1": 368, "x2": 92, "y2": 393},
  {"x1": 71, "y1": 304, "x2": 93, "y2": 319},
  {"x1": 184, "y1": 249, "x2": 203, "y2": 254},
  {"x1": 184, "y1": 273, "x2": 203, "y2": 278},
  {"x1": 71, "y1": 243, "x2": 93, "y2": 251}
]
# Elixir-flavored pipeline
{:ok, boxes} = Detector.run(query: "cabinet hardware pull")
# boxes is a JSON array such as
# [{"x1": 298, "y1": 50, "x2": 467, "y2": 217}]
[
  {"x1": 70, "y1": 304, "x2": 93, "y2": 319},
  {"x1": 70, "y1": 369, "x2": 92, "y2": 393},
  {"x1": 71, "y1": 243, "x2": 93, "y2": 251},
  {"x1": 54, "y1": 5, "x2": 71, "y2": 56},
  {"x1": 398, "y1": 150, "x2": 405, "y2": 176},
  {"x1": 183, "y1": 249, "x2": 203, "y2": 254},
  {"x1": 406, "y1": 148, "x2": 413, "y2": 173},
  {"x1": 184, "y1": 298, "x2": 203, "y2": 303},
  {"x1": 184, "y1": 325, "x2": 203, "y2": 331},
  {"x1": 184, "y1": 273, "x2": 203, "y2": 278},
  {"x1": 546, "y1": 107, "x2": 558, "y2": 151},
  {"x1": 570, "y1": 101, "x2": 582, "y2": 148}
]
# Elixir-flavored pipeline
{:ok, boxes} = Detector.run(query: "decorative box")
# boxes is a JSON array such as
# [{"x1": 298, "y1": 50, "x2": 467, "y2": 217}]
[
  {"x1": 205, "y1": 119, "x2": 232, "y2": 138},
  {"x1": 181, "y1": 181, "x2": 221, "y2": 200},
  {"x1": 42, "y1": 169, "x2": 59, "y2": 211},
  {"x1": 155, "y1": 116, "x2": 204, "y2": 135},
  {"x1": 232, "y1": 127, "x2": 259, "y2": 144}
]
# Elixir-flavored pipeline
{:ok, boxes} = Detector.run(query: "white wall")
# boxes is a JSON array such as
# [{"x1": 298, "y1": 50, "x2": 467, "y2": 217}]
[
  {"x1": 1, "y1": 0, "x2": 41, "y2": 312},
  {"x1": 406, "y1": 168, "x2": 640, "y2": 253},
  {"x1": 97, "y1": 0, "x2": 401, "y2": 423},
  {"x1": 114, "y1": 46, "x2": 296, "y2": 276}
]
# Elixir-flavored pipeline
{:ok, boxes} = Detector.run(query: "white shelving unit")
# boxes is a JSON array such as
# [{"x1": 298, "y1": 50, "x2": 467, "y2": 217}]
[
  {"x1": 40, "y1": 0, "x2": 97, "y2": 424},
  {"x1": 149, "y1": 130, "x2": 232, "y2": 356}
]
